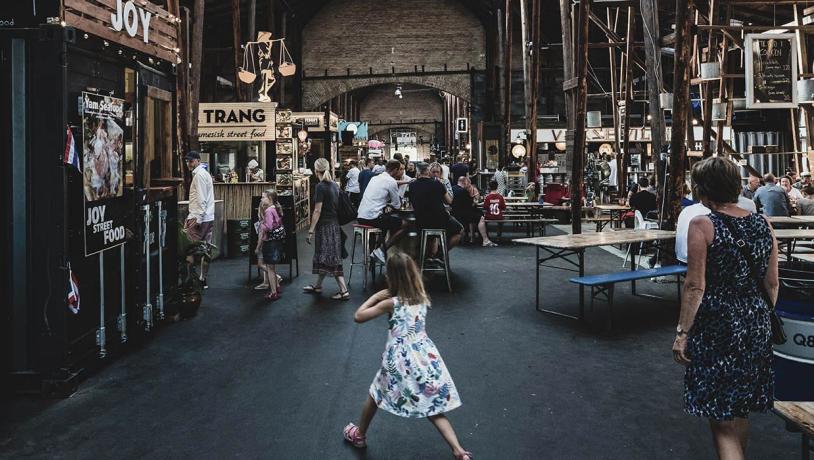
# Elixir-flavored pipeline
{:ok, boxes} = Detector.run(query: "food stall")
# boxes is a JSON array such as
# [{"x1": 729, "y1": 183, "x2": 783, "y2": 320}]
[{"x1": 1, "y1": 0, "x2": 183, "y2": 393}]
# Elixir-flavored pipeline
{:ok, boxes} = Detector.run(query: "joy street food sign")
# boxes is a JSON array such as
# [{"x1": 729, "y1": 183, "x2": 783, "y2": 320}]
[{"x1": 198, "y1": 103, "x2": 278, "y2": 141}]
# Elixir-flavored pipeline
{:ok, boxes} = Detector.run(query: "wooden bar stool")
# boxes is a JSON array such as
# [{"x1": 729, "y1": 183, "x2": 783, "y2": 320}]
[
  {"x1": 419, "y1": 229, "x2": 452, "y2": 292},
  {"x1": 349, "y1": 224, "x2": 383, "y2": 290}
]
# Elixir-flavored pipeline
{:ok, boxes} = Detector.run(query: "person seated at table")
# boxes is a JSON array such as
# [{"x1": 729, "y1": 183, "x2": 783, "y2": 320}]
[
  {"x1": 797, "y1": 185, "x2": 814, "y2": 216},
  {"x1": 483, "y1": 180, "x2": 506, "y2": 221},
  {"x1": 404, "y1": 161, "x2": 417, "y2": 179},
  {"x1": 358, "y1": 159, "x2": 408, "y2": 264},
  {"x1": 451, "y1": 156, "x2": 470, "y2": 183},
  {"x1": 780, "y1": 175, "x2": 804, "y2": 203},
  {"x1": 754, "y1": 173, "x2": 791, "y2": 217},
  {"x1": 429, "y1": 162, "x2": 454, "y2": 197},
  {"x1": 742, "y1": 174, "x2": 761, "y2": 200},
  {"x1": 409, "y1": 162, "x2": 463, "y2": 259},
  {"x1": 629, "y1": 177, "x2": 658, "y2": 217},
  {"x1": 452, "y1": 176, "x2": 497, "y2": 247}
]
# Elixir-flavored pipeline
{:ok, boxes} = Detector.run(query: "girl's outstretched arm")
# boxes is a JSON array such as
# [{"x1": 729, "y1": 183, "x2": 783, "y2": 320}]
[{"x1": 354, "y1": 289, "x2": 394, "y2": 323}]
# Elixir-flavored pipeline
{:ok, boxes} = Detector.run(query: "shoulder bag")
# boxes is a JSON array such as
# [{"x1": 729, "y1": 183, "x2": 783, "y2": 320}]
[
  {"x1": 718, "y1": 214, "x2": 787, "y2": 345},
  {"x1": 338, "y1": 189, "x2": 356, "y2": 225},
  {"x1": 267, "y1": 224, "x2": 286, "y2": 242}
]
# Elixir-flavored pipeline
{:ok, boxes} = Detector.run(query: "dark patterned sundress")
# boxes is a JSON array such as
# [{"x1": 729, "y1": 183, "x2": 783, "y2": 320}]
[{"x1": 684, "y1": 212, "x2": 774, "y2": 421}]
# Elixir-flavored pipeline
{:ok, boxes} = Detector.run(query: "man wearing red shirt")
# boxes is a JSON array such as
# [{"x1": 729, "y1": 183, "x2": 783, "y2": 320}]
[{"x1": 483, "y1": 180, "x2": 506, "y2": 220}]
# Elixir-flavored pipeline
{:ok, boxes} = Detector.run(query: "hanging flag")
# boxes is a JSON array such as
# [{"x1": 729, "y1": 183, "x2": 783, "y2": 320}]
[
  {"x1": 67, "y1": 265, "x2": 80, "y2": 314},
  {"x1": 64, "y1": 125, "x2": 80, "y2": 170}
]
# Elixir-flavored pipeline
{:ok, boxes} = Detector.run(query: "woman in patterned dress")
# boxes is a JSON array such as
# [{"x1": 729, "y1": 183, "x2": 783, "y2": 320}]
[
  {"x1": 343, "y1": 251, "x2": 471, "y2": 460},
  {"x1": 673, "y1": 157, "x2": 779, "y2": 460},
  {"x1": 303, "y1": 158, "x2": 349, "y2": 300}
]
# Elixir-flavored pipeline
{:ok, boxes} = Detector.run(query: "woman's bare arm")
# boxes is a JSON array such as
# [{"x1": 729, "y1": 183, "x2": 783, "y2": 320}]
[
  {"x1": 762, "y1": 217, "x2": 780, "y2": 305},
  {"x1": 677, "y1": 216, "x2": 713, "y2": 334}
]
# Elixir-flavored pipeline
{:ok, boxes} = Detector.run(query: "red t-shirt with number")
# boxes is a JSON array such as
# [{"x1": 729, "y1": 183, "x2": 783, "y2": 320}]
[{"x1": 483, "y1": 192, "x2": 506, "y2": 220}]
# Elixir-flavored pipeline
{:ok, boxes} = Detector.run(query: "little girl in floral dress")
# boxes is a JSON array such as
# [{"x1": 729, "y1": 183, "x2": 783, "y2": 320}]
[{"x1": 343, "y1": 251, "x2": 472, "y2": 460}]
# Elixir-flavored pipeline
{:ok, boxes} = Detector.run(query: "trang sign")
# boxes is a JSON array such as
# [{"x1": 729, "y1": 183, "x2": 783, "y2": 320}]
[
  {"x1": 111, "y1": 0, "x2": 153, "y2": 44},
  {"x1": 198, "y1": 103, "x2": 278, "y2": 141}
]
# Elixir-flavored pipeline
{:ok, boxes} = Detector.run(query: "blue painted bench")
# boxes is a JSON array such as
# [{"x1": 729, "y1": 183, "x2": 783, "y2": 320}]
[{"x1": 570, "y1": 265, "x2": 687, "y2": 328}]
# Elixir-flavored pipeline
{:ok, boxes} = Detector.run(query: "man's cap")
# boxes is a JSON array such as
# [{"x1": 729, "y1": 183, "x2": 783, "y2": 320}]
[
  {"x1": 185, "y1": 150, "x2": 201, "y2": 161},
  {"x1": 802, "y1": 172, "x2": 812, "y2": 177},
  {"x1": 247, "y1": 159, "x2": 259, "y2": 169}
]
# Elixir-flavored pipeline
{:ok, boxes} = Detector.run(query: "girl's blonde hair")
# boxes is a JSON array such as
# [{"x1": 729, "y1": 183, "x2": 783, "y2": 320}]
[
  {"x1": 314, "y1": 158, "x2": 333, "y2": 182},
  {"x1": 262, "y1": 189, "x2": 283, "y2": 217},
  {"x1": 386, "y1": 251, "x2": 430, "y2": 306}
]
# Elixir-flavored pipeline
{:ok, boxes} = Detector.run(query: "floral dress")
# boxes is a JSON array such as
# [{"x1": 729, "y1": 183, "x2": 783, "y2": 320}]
[
  {"x1": 369, "y1": 297, "x2": 462, "y2": 418},
  {"x1": 685, "y1": 212, "x2": 774, "y2": 420}
]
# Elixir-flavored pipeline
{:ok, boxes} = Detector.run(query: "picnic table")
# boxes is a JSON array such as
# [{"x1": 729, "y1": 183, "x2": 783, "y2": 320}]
[
  {"x1": 774, "y1": 229, "x2": 814, "y2": 259},
  {"x1": 773, "y1": 401, "x2": 814, "y2": 459},
  {"x1": 514, "y1": 230, "x2": 677, "y2": 320},
  {"x1": 594, "y1": 204, "x2": 631, "y2": 228},
  {"x1": 768, "y1": 216, "x2": 814, "y2": 227}
]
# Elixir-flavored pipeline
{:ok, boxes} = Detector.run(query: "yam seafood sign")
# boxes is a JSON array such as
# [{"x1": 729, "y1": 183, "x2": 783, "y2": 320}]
[
  {"x1": 198, "y1": 103, "x2": 278, "y2": 141},
  {"x1": 82, "y1": 92, "x2": 128, "y2": 256}
]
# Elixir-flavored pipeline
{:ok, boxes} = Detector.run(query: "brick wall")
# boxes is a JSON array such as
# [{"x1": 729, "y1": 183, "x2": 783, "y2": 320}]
[{"x1": 302, "y1": 0, "x2": 485, "y2": 76}]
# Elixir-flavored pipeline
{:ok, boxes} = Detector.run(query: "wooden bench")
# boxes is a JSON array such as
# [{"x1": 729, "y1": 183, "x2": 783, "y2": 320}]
[
  {"x1": 774, "y1": 402, "x2": 814, "y2": 460},
  {"x1": 486, "y1": 218, "x2": 557, "y2": 237},
  {"x1": 569, "y1": 265, "x2": 687, "y2": 328},
  {"x1": 584, "y1": 216, "x2": 614, "y2": 232}
]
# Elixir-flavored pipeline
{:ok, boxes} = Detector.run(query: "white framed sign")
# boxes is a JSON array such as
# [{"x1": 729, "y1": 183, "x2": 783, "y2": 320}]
[
  {"x1": 745, "y1": 33, "x2": 798, "y2": 108},
  {"x1": 456, "y1": 118, "x2": 468, "y2": 133},
  {"x1": 198, "y1": 103, "x2": 278, "y2": 141}
]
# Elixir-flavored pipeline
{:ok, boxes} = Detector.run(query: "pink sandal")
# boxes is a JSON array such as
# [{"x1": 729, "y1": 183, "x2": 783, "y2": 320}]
[
  {"x1": 454, "y1": 451, "x2": 474, "y2": 460},
  {"x1": 342, "y1": 423, "x2": 367, "y2": 448}
]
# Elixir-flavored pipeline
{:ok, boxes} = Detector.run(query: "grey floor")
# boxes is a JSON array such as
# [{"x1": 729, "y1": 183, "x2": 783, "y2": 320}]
[{"x1": 0, "y1": 228, "x2": 801, "y2": 459}]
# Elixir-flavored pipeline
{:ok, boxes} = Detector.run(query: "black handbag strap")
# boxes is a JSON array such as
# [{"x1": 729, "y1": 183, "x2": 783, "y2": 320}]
[{"x1": 715, "y1": 213, "x2": 775, "y2": 308}]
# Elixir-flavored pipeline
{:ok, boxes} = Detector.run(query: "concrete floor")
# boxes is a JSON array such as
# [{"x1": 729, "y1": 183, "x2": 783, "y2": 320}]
[{"x1": 0, "y1": 227, "x2": 801, "y2": 459}]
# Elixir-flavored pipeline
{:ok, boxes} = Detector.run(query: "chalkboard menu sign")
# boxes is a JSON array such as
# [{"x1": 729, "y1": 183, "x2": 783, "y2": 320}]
[{"x1": 745, "y1": 34, "x2": 798, "y2": 108}]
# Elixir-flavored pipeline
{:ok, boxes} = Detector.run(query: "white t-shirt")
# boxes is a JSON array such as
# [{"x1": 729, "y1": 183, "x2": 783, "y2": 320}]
[
  {"x1": 358, "y1": 173, "x2": 401, "y2": 220},
  {"x1": 675, "y1": 203, "x2": 710, "y2": 263},
  {"x1": 345, "y1": 167, "x2": 360, "y2": 193},
  {"x1": 441, "y1": 164, "x2": 450, "y2": 181},
  {"x1": 737, "y1": 196, "x2": 757, "y2": 213}
]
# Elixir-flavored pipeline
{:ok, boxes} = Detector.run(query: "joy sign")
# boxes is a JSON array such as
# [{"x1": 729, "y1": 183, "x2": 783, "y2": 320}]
[{"x1": 111, "y1": 0, "x2": 153, "y2": 44}]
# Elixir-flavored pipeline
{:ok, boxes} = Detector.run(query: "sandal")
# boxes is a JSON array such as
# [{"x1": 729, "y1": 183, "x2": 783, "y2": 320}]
[
  {"x1": 331, "y1": 291, "x2": 351, "y2": 301},
  {"x1": 454, "y1": 451, "x2": 473, "y2": 460},
  {"x1": 254, "y1": 283, "x2": 269, "y2": 290},
  {"x1": 264, "y1": 292, "x2": 280, "y2": 302},
  {"x1": 302, "y1": 285, "x2": 322, "y2": 294},
  {"x1": 482, "y1": 241, "x2": 498, "y2": 247},
  {"x1": 342, "y1": 423, "x2": 367, "y2": 448}
]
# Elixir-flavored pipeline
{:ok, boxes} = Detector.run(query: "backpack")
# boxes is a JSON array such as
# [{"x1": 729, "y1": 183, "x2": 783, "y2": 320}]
[{"x1": 338, "y1": 190, "x2": 356, "y2": 225}]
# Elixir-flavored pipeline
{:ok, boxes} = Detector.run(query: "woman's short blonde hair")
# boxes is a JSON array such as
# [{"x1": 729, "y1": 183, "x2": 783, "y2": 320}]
[{"x1": 314, "y1": 158, "x2": 333, "y2": 182}]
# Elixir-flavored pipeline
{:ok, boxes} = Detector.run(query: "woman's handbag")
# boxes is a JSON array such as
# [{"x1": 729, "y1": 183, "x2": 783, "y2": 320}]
[
  {"x1": 719, "y1": 215, "x2": 787, "y2": 345},
  {"x1": 338, "y1": 191, "x2": 356, "y2": 225},
  {"x1": 268, "y1": 225, "x2": 286, "y2": 242}
]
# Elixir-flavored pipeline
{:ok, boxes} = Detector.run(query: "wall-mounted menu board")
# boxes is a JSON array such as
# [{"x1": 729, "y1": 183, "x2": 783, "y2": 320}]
[{"x1": 745, "y1": 33, "x2": 798, "y2": 108}]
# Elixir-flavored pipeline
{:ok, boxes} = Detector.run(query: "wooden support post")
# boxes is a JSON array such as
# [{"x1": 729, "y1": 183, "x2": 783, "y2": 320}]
[
  {"x1": 505, "y1": 0, "x2": 514, "y2": 157},
  {"x1": 701, "y1": 0, "x2": 717, "y2": 157},
  {"x1": 668, "y1": 0, "x2": 694, "y2": 224},
  {"x1": 622, "y1": 7, "x2": 635, "y2": 189},
  {"x1": 528, "y1": 0, "x2": 541, "y2": 188},
  {"x1": 607, "y1": 8, "x2": 621, "y2": 156},
  {"x1": 715, "y1": 5, "x2": 732, "y2": 156},
  {"x1": 188, "y1": 0, "x2": 205, "y2": 152},
  {"x1": 231, "y1": 0, "x2": 243, "y2": 102},
  {"x1": 570, "y1": 0, "x2": 591, "y2": 234},
  {"x1": 521, "y1": 0, "x2": 531, "y2": 123},
  {"x1": 640, "y1": 0, "x2": 665, "y2": 186},
  {"x1": 560, "y1": 0, "x2": 575, "y2": 182}
]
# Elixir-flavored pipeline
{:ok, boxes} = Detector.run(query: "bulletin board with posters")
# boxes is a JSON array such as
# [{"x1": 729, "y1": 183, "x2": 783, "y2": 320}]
[{"x1": 81, "y1": 92, "x2": 128, "y2": 256}]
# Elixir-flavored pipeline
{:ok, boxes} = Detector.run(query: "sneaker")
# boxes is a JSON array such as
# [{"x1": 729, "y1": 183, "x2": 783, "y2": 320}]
[
  {"x1": 370, "y1": 248, "x2": 386, "y2": 264},
  {"x1": 343, "y1": 423, "x2": 367, "y2": 448}
]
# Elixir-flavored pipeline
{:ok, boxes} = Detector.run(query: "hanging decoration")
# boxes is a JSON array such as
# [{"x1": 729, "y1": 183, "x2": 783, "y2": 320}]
[{"x1": 239, "y1": 31, "x2": 297, "y2": 102}]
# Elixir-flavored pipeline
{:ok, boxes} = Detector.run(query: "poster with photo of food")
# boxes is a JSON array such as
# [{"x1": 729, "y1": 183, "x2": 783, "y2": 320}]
[
  {"x1": 82, "y1": 92, "x2": 125, "y2": 201},
  {"x1": 277, "y1": 139, "x2": 293, "y2": 155},
  {"x1": 276, "y1": 125, "x2": 292, "y2": 139},
  {"x1": 276, "y1": 173, "x2": 293, "y2": 186},
  {"x1": 276, "y1": 156, "x2": 292, "y2": 170}
]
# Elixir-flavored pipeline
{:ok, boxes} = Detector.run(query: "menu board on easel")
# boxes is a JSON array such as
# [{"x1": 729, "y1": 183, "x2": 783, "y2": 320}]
[{"x1": 745, "y1": 33, "x2": 798, "y2": 108}]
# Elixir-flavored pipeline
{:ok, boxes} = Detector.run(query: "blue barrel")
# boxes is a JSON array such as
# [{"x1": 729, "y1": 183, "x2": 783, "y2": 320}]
[{"x1": 773, "y1": 263, "x2": 814, "y2": 401}]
